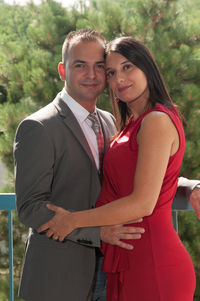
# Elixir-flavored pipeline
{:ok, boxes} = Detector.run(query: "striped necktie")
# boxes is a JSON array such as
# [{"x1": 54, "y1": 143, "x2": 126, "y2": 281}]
[{"x1": 87, "y1": 113, "x2": 104, "y2": 170}]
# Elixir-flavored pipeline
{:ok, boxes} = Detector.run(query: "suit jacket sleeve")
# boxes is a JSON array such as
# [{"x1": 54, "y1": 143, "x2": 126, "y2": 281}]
[
  {"x1": 14, "y1": 119, "x2": 55, "y2": 229},
  {"x1": 14, "y1": 118, "x2": 101, "y2": 247},
  {"x1": 67, "y1": 226, "x2": 101, "y2": 248},
  {"x1": 176, "y1": 176, "x2": 200, "y2": 200}
]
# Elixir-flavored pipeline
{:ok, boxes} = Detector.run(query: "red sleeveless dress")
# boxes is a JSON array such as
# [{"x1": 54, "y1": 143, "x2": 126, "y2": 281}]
[{"x1": 96, "y1": 104, "x2": 196, "y2": 301}]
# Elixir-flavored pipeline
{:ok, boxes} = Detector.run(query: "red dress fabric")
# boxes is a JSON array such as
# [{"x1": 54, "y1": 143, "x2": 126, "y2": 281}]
[{"x1": 96, "y1": 104, "x2": 196, "y2": 301}]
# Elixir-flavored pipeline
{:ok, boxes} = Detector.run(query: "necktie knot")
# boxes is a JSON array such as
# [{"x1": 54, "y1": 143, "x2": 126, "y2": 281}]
[{"x1": 87, "y1": 113, "x2": 100, "y2": 135}]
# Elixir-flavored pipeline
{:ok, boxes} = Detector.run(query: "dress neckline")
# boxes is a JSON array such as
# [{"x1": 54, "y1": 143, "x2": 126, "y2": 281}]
[{"x1": 113, "y1": 104, "x2": 172, "y2": 145}]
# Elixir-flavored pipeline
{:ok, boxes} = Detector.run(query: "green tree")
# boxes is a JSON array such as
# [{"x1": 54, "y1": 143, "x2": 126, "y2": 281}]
[
  {"x1": 78, "y1": 0, "x2": 200, "y2": 176},
  {"x1": 0, "y1": 86, "x2": 7, "y2": 104},
  {"x1": 0, "y1": 0, "x2": 200, "y2": 299},
  {"x1": 0, "y1": 0, "x2": 76, "y2": 105},
  {"x1": 0, "y1": 1, "x2": 78, "y2": 299},
  {"x1": 0, "y1": 3, "x2": 33, "y2": 103}
]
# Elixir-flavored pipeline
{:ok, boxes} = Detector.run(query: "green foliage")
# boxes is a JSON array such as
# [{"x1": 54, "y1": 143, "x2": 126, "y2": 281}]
[
  {"x1": 0, "y1": 0, "x2": 78, "y2": 104},
  {"x1": 0, "y1": 0, "x2": 200, "y2": 299},
  {"x1": 0, "y1": 210, "x2": 26, "y2": 301},
  {"x1": 77, "y1": 0, "x2": 200, "y2": 178},
  {"x1": 0, "y1": 85, "x2": 7, "y2": 104},
  {"x1": 0, "y1": 99, "x2": 38, "y2": 175}
]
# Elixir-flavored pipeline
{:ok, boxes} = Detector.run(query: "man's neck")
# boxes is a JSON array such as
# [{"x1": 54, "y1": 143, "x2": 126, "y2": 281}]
[{"x1": 64, "y1": 88, "x2": 97, "y2": 113}]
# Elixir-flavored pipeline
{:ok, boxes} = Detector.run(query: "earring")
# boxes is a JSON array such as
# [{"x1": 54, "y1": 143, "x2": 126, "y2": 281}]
[{"x1": 115, "y1": 96, "x2": 120, "y2": 103}]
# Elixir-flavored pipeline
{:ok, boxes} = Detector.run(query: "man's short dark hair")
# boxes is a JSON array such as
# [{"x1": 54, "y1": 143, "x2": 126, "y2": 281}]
[{"x1": 62, "y1": 29, "x2": 106, "y2": 65}]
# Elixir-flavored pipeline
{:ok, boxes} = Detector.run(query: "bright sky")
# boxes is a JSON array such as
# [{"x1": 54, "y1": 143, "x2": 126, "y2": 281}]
[{"x1": 4, "y1": 0, "x2": 79, "y2": 8}]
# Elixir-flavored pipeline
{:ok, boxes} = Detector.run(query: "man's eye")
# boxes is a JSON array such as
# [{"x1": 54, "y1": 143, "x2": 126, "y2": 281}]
[
  {"x1": 97, "y1": 64, "x2": 105, "y2": 69},
  {"x1": 75, "y1": 64, "x2": 85, "y2": 68}
]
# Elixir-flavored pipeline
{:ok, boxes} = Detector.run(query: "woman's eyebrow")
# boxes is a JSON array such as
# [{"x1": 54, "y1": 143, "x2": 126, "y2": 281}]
[
  {"x1": 121, "y1": 60, "x2": 129, "y2": 65},
  {"x1": 106, "y1": 60, "x2": 129, "y2": 71}
]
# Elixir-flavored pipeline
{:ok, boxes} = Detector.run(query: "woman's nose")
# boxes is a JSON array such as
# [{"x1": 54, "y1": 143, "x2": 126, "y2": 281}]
[{"x1": 116, "y1": 71, "x2": 125, "y2": 83}]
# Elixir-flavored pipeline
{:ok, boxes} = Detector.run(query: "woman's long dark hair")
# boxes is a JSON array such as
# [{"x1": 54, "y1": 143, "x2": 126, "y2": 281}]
[{"x1": 105, "y1": 37, "x2": 174, "y2": 131}]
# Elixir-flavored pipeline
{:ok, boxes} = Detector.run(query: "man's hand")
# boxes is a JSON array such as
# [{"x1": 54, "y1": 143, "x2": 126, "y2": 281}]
[
  {"x1": 100, "y1": 219, "x2": 145, "y2": 250},
  {"x1": 190, "y1": 187, "x2": 200, "y2": 219},
  {"x1": 37, "y1": 204, "x2": 74, "y2": 241}
]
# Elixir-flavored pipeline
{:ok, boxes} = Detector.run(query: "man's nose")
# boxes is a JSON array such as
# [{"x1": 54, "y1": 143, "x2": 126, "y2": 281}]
[{"x1": 86, "y1": 66, "x2": 96, "y2": 79}]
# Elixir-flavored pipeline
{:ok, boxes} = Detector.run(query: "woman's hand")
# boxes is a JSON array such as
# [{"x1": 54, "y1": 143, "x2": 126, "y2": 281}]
[{"x1": 37, "y1": 204, "x2": 76, "y2": 241}]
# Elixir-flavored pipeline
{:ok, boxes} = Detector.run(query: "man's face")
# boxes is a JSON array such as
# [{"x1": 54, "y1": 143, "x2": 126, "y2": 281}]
[{"x1": 59, "y1": 40, "x2": 106, "y2": 107}]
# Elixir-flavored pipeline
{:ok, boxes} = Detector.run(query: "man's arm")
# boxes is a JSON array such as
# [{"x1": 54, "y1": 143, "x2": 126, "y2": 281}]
[
  {"x1": 190, "y1": 186, "x2": 200, "y2": 219},
  {"x1": 177, "y1": 177, "x2": 200, "y2": 218},
  {"x1": 16, "y1": 119, "x2": 145, "y2": 248},
  {"x1": 14, "y1": 119, "x2": 102, "y2": 245},
  {"x1": 14, "y1": 119, "x2": 57, "y2": 228}
]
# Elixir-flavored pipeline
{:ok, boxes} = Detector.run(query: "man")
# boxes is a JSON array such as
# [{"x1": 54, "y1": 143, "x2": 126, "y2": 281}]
[
  {"x1": 14, "y1": 29, "x2": 145, "y2": 301},
  {"x1": 14, "y1": 29, "x2": 200, "y2": 301}
]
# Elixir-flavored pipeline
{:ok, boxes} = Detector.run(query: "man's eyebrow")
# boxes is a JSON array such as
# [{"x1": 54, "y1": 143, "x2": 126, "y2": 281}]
[
  {"x1": 72, "y1": 60, "x2": 105, "y2": 65},
  {"x1": 96, "y1": 61, "x2": 105, "y2": 64},
  {"x1": 72, "y1": 60, "x2": 86, "y2": 65}
]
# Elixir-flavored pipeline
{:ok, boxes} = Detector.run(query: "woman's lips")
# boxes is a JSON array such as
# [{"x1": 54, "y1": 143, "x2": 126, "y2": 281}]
[{"x1": 118, "y1": 85, "x2": 132, "y2": 93}]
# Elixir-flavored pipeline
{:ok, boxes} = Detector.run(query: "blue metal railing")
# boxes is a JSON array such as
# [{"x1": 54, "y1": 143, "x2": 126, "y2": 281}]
[
  {"x1": 0, "y1": 193, "x2": 16, "y2": 301},
  {"x1": 0, "y1": 193, "x2": 194, "y2": 301}
]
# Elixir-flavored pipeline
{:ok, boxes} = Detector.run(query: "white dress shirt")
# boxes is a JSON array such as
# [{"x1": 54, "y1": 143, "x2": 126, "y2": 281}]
[{"x1": 60, "y1": 89, "x2": 100, "y2": 170}]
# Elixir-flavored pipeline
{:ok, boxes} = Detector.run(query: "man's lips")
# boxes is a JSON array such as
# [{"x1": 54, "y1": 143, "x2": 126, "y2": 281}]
[
  {"x1": 118, "y1": 85, "x2": 132, "y2": 93},
  {"x1": 82, "y1": 83, "x2": 99, "y2": 88}
]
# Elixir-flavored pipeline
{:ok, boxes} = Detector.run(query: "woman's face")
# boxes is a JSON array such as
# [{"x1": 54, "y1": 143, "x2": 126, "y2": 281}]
[{"x1": 106, "y1": 52, "x2": 149, "y2": 107}]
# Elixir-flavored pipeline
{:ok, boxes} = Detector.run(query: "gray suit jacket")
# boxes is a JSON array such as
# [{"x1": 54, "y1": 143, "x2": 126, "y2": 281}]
[{"x1": 14, "y1": 93, "x2": 117, "y2": 301}]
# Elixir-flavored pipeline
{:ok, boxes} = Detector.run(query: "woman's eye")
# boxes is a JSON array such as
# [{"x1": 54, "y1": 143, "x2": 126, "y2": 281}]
[
  {"x1": 106, "y1": 71, "x2": 114, "y2": 78},
  {"x1": 124, "y1": 64, "x2": 132, "y2": 70}
]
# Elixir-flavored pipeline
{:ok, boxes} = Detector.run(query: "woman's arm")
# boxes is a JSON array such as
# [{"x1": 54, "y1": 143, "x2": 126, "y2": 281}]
[
  {"x1": 72, "y1": 112, "x2": 178, "y2": 224},
  {"x1": 38, "y1": 111, "x2": 179, "y2": 240}
]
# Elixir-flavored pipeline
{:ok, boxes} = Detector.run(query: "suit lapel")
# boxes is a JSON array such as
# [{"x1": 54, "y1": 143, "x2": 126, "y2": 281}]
[{"x1": 53, "y1": 95, "x2": 97, "y2": 170}]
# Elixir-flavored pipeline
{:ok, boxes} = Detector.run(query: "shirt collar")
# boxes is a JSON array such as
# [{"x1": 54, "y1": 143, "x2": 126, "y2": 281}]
[{"x1": 60, "y1": 88, "x2": 97, "y2": 123}]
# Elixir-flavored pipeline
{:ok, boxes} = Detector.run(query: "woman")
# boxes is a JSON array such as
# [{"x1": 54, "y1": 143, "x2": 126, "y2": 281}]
[{"x1": 40, "y1": 37, "x2": 196, "y2": 300}]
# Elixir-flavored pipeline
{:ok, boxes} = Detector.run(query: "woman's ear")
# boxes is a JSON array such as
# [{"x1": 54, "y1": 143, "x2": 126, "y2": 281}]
[{"x1": 58, "y1": 62, "x2": 66, "y2": 81}]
